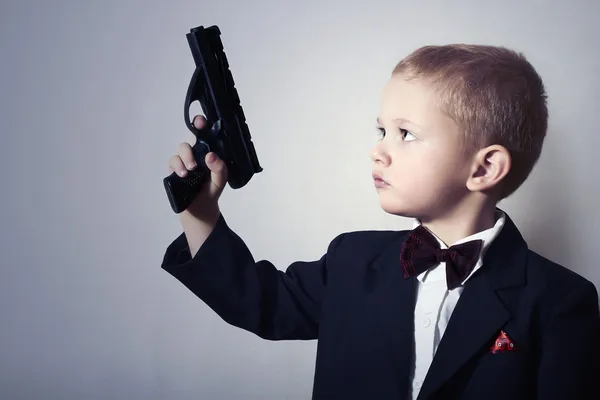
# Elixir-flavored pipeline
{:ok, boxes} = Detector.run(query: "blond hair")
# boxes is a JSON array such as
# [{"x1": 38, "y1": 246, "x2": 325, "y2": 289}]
[{"x1": 393, "y1": 44, "x2": 548, "y2": 199}]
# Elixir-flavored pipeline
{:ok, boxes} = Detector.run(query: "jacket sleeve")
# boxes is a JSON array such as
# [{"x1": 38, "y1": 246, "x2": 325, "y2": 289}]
[
  {"x1": 161, "y1": 213, "x2": 344, "y2": 341},
  {"x1": 536, "y1": 279, "x2": 600, "y2": 399}
]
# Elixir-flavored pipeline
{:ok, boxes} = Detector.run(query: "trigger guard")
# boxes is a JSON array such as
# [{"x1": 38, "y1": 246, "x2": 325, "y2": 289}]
[{"x1": 184, "y1": 67, "x2": 206, "y2": 138}]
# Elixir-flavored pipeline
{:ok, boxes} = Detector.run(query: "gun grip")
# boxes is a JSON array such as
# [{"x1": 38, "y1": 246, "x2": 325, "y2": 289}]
[
  {"x1": 163, "y1": 140, "x2": 211, "y2": 214},
  {"x1": 163, "y1": 167, "x2": 208, "y2": 214}
]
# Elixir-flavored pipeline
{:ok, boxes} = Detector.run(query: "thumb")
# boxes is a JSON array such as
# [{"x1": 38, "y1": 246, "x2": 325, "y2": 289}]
[{"x1": 205, "y1": 152, "x2": 228, "y2": 190}]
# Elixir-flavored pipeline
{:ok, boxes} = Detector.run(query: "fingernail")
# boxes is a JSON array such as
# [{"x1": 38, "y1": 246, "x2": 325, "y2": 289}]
[
  {"x1": 207, "y1": 153, "x2": 216, "y2": 164},
  {"x1": 187, "y1": 162, "x2": 197, "y2": 169},
  {"x1": 179, "y1": 169, "x2": 187, "y2": 177}
]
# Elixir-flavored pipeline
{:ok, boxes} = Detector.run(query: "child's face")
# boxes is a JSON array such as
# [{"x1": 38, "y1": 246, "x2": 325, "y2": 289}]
[{"x1": 371, "y1": 74, "x2": 474, "y2": 220}]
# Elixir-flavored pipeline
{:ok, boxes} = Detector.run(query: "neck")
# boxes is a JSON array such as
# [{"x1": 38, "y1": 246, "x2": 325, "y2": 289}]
[{"x1": 418, "y1": 198, "x2": 498, "y2": 246}]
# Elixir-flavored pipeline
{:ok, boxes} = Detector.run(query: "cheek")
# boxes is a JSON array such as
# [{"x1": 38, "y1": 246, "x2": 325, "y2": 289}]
[
  {"x1": 424, "y1": 154, "x2": 466, "y2": 183},
  {"x1": 389, "y1": 146, "x2": 467, "y2": 190}
]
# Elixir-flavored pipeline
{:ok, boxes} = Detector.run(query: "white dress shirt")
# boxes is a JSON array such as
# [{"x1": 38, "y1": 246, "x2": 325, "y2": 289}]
[{"x1": 409, "y1": 210, "x2": 506, "y2": 399}]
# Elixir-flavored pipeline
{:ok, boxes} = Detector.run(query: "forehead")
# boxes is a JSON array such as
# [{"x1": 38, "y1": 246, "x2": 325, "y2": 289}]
[
  {"x1": 381, "y1": 75, "x2": 436, "y2": 113},
  {"x1": 379, "y1": 74, "x2": 445, "y2": 128}
]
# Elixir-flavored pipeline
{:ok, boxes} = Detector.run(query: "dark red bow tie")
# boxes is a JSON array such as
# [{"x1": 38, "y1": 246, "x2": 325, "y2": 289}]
[{"x1": 400, "y1": 225, "x2": 483, "y2": 290}]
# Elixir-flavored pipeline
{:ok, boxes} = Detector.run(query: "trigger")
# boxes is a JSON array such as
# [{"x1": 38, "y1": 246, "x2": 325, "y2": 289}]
[{"x1": 210, "y1": 119, "x2": 223, "y2": 137}]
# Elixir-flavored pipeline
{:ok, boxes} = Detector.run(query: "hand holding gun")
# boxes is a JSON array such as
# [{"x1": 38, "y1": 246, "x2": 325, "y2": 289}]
[{"x1": 164, "y1": 25, "x2": 262, "y2": 214}]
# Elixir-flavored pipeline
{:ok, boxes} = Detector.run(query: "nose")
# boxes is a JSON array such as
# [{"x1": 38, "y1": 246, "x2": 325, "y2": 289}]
[{"x1": 370, "y1": 142, "x2": 390, "y2": 166}]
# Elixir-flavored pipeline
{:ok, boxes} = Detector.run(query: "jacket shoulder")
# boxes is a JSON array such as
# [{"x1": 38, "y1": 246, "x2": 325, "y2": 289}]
[
  {"x1": 525, "y1": 250, "x2": 599, "y2": 314},
  {"x1": 526, "y1": 250, "x2": 596, "y2": 291},
  {"x1": 327, "y1": 229, "x2": 409, "y2": 259}
]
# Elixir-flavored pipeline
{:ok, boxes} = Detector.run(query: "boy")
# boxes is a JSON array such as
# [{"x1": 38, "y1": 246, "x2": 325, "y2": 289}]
[{"x1": 162, "y1": 44, "x2": 600, "y2": 399}]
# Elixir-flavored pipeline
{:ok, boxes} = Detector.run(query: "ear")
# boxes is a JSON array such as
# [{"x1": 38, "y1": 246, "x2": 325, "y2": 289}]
[{"x1": 466, "y1": 145, "x2": 511, "y2": 193}]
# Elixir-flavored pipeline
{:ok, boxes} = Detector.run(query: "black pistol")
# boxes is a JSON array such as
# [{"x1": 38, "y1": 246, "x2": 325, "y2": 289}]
[{"x1": 163, "y1": 25, "x2": 263, "y2": 214}]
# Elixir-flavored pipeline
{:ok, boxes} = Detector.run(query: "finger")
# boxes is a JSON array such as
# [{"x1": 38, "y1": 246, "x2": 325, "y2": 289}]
[
  {"x1": 178, "y1": 142, "x2": 197, "y2": 170},
  {"x1": 168, "y1": 155, "x2": 188, "y2": 177},
  {"x1": 205, "y1": 152, "x2": 228, "y2": 190},
  {"x1": 193, "y1": 115, "x2": 207, "y2": 130}
]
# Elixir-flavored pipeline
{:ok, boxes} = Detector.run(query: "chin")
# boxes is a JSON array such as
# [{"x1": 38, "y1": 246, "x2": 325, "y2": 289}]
[
  {"x1": 376, "y1": 185, "x2": 458, "y2": 221},
  {"x1": 378, "y1": 196, "x2": 418, "y2": 219}
]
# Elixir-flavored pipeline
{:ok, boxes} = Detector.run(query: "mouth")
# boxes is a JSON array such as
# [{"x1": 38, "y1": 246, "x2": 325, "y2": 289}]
[{"x1": 372, "y1": 172, "x2": 390, "y2": 187}]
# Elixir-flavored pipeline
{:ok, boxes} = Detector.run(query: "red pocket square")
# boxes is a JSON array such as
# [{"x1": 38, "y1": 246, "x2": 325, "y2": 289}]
[{"x1": 490, "y1": 330, "x2": 516, "y2": 353}]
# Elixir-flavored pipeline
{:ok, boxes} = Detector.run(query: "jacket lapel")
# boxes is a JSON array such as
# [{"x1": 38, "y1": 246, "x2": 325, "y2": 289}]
[{"x1": 417, "y1": 211, "x2": 528, "y2": 399}]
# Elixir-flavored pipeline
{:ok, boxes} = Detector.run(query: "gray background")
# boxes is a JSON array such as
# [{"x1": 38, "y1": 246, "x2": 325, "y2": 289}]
[{"x1": 1, "y1": 0, "x2": 599, "y2": 399}]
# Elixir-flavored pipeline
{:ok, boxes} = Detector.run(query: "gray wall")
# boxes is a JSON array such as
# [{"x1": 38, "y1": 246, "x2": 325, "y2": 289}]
[{"x1": 1, "y1": 0, "x2": 599, "y2": 398}]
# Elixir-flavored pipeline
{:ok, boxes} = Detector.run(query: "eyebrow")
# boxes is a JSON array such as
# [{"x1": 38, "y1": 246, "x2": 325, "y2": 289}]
[{"x1": 376, "y1": 117, "x2": 421, "y2": 129}]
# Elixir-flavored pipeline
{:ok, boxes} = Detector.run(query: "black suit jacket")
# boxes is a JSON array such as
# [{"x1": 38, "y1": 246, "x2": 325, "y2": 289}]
[{"x1": 161, "y1": 210, "x2": 600, "y2": 399}]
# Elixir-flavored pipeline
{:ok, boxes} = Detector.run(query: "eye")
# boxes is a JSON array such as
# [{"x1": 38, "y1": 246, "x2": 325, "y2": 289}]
[
  {"x1": 400, "y1": 128, "x2": 417, "y2": 142},
  {"x1": 376, "y1": 125, "x2": 417, "y2": 142}
]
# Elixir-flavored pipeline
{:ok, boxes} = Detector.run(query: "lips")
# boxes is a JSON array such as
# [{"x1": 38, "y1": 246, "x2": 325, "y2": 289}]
[{"x1": 372, "y1": 172, "x2": 390, "y2": 186}]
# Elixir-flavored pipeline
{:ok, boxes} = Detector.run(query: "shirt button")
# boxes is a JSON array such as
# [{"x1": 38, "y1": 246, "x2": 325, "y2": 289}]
[
  {"x1": 422, "y1": 318, "x2": 431, "y2": 327},
  {"x1": 415, "y1": 380, "x2": 423, "y2": 388}
]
